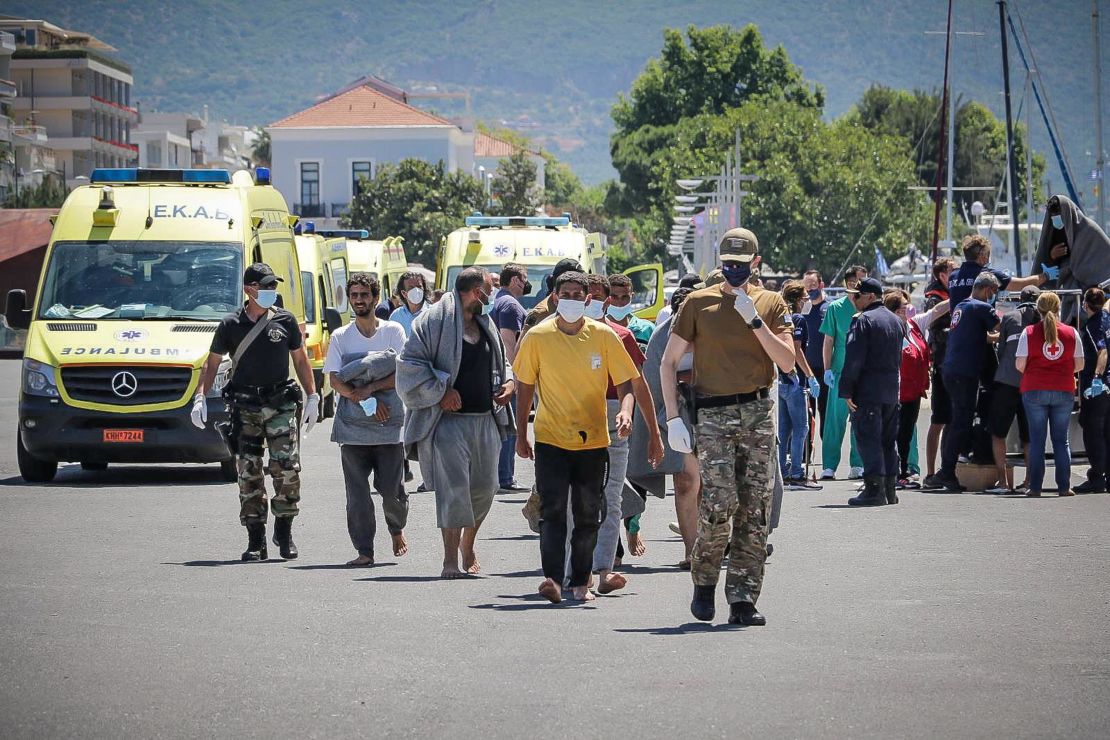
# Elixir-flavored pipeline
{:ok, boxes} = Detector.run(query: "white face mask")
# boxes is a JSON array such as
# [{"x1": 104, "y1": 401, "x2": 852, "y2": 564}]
[
  {"x1": 406, "y1": 287, "x2": 425, "y2": 306},
  {"x1": 556, "y1": 298, "x2": 587, "y2": 323},
  {"x1": 584, "y1": 300, "x2": 606, "y2": 320},
  {"x1": 256, "y1": 289, "x2": 278, "y2": 309}
]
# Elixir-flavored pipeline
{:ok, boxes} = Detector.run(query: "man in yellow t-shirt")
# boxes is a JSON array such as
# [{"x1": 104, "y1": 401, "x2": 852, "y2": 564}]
[
  {"x1": 660, "y1": 227, "x2": 797, "y2": 627},
  {"x1": 514, "y1": 271, "x2": 663, "y2": 604}
]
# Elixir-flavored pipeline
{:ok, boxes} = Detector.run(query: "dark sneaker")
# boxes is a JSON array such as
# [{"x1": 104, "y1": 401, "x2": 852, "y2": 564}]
[{"x1": 1074, "y1": 480, "x2": 1106, "y2": 494}]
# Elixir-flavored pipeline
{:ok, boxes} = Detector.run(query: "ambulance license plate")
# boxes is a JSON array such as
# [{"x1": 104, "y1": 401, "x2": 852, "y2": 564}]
[{"x1": 103, "y1": 429, "x2": 144, "y2": 443}]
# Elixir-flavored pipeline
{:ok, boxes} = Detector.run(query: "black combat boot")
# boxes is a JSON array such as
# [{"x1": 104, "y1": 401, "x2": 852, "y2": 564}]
[
  {"x1": 242, "y1": 521, "x2": 268, "y2": 561},
  {"x1": 884, "y1": 476, "x2": 899, "y2": 505},
  {"x1": 728, "y1": 601, "x2": 766, "y2": 626},
  {"x1": 272, "y1": 517, "x2": 298, "y2": 559},
  {"x1": 690, "y1": 584, "x2": 716, "y2": 622},
  {"x1": 848, "y1": 475, "x2": 886, "y2": 506}
]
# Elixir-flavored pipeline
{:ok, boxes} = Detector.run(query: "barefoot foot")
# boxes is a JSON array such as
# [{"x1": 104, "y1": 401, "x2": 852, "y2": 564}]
[
  {"x1": 570, "y1": 585, "x2": 596, "y2": 602},
  {"x1": 627, "y1": 532, "x2": 646, "y2": 557},
  {"x1": 596, "y1": 571, "x2": 627, "y2": 595},
  {"x1": 538, "y1": 578, "x2": 562, "y2": 603},
  {"x1": 392, "y1": 532, "x2": 408, "y2": 557},
  {"x1": 441, "y1": 563, "x2": 466, "y2": 579},
  {"x1": 346, "y1": 554, "x2": 374, "y2": 567}
]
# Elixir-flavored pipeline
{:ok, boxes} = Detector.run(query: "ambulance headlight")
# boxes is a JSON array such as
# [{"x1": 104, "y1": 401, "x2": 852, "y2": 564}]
[
  {"x1": 210, "y1": 358, "x2": 232, "y2": 395},
  {"x1": 23, "y1": 359, "x2": 60, "y2": 398}
]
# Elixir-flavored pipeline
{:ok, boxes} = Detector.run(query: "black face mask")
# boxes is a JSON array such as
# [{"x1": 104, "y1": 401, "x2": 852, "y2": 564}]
[
  {"x1": 522, "y1": 279, "x2": 533, "y2": 295},
  {"x1": 721, "y1": 263, "x2": 751, "y2": 287}
]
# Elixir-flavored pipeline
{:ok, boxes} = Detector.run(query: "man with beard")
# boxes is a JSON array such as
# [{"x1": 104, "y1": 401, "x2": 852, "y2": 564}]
[{"x1": 397, "y1": 267, "x2": 516, "y2": 578}]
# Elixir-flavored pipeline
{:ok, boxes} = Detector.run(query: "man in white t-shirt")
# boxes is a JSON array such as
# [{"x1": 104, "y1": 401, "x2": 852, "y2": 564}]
[{"x1": 324, "y1": 272, "x2": 410, "y2": 566}]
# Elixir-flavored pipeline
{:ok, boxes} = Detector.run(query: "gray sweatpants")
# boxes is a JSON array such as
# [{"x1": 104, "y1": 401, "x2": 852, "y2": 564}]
[
  {"x1": 429, "y1": 412, "x2": 499, "y2": 529},
  {"x1": 340, "y1": 443, "x2": 409, "y2": 558},
  {"x1": 591, "y1": 399, "x2": 629, "y2": 572}
]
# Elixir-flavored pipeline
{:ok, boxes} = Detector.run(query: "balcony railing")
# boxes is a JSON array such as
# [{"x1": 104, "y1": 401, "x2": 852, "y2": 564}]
[
  {"x1": 0, "y1": 78, "x2": 15, "y2": 98},
  {"x1": 12, "y1": 124, "x2": 48, "y2": 142},
  {"x1": 330, "y1": 202, "x2": 351, "y2": 218},
  {"x1": 294, "y1": 203, "x2": 326, "y2": 217}
]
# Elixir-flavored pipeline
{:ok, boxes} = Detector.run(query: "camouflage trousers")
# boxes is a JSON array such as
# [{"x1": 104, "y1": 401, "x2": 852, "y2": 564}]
[
  {"x1": 234, "y1": 397, "x2": 301, "y2": 525},
  {"x1": 692, "y1": 397, "x2": 776, "y2": 605}
]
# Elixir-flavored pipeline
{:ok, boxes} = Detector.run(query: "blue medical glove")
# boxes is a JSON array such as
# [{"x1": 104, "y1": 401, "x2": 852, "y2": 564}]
[
  {"x1": 1084, "y1": 378, "x2": 1108, "y2": 398},
  {"x1": 823, "y1": 368, "x2": 836, "y2": 387},
  {"x1": 1041, "y1": 263, "x2": 1060, "y2": 280},
  {"x1": 808, "y1": 375, "x2": 821, "y2": 397}
]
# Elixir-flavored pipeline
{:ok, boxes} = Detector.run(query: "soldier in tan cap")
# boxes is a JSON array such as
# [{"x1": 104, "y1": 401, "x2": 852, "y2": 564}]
[{"x1": 658, "y1": 228, "x2": 796, "y2": 626}]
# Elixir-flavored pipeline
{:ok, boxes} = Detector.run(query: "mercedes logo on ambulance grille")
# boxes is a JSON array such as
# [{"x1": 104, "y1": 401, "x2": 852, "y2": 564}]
[{"x1": 111, "y1": 371, "x2": 138, "y2": 398}]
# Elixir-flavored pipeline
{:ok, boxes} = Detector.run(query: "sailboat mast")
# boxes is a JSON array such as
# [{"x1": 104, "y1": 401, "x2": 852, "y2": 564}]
[
  {"x1": 999, "y1": 0, "x2": 1024, "y2": 276},
  {"x1": 931, "y1": 0, "x2": 955, "y2": 263},
  {"x1": 1094, "y1": 0, "x2": 1106, "y2": 229}
]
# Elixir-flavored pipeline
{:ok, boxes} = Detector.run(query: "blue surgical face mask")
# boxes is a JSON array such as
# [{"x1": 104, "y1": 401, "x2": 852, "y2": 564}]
[
  {"x1": 584, "y1": 300, "x2": 606, "y2": 320},
  {"x1": 987, "y1": 292, "x2": 997, "y2": 306},
  {"x1": 607, "y1": 304, "x2": 635, "y2": 321},
  {"x1": 481, "y1": 300, "x2": 493, "y2": 316},
  {"x1": 1051, "y1": 214, "x2": 1064, "y2": 230},
  {"x1": 807, "y1": 288, "x2": 821, "y2": 300},
  {"x1": 256, "y1": 289, "x2": 278, "y2": 308},
  {"x1": 721, "y1": 263, "x2": 751, "y2": 288}
]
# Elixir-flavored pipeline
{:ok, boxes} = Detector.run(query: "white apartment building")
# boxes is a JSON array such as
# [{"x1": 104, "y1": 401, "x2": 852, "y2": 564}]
[{"x1": 1, "y1": 16, "x2": 136, "y2": 186}]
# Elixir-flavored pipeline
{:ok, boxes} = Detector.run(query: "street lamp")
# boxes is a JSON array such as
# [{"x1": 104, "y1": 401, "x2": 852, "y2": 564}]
[{"x1": 676, "y1": 179, "x2": 703, "y2": 191}]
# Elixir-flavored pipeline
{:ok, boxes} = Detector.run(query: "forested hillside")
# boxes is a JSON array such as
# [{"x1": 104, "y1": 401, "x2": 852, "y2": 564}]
[{"x1": 3, "y1": 0, "x2": 1105, "y2": 195}]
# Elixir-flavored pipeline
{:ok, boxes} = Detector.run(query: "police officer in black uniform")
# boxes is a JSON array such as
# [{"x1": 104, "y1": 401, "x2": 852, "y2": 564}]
[
  {"x1": 193, "y1": 263, "x2": 319, "y2": 560},
  {"x1": 837, "y1": 277, "x2": 905, "y2": 507}
]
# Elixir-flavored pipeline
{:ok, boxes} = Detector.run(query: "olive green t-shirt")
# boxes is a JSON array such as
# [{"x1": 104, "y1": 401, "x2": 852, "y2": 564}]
[{"x1": 671, "y1": 283, "x2": 791, "y2": 396}]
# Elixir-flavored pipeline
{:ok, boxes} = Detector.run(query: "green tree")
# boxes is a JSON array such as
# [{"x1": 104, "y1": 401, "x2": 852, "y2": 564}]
[
  {"x1": 610, "y1": 24, "x2": 825, "y2": 216},
  {"x1": 251, "y1": 127, "x2": 271, "y2": 167},
  {"x1": 851, "y1": 85, "x2": 1045, "y2": 218},
  {"x1": 542, "y1": 158, "x2": 582, "y2": 208},
  {"x1": 343, "y1": 158, "x2": 484, "y2": 267},
  {"x1": 489, "y1": 151, "x2": 541, "y2": 216}
]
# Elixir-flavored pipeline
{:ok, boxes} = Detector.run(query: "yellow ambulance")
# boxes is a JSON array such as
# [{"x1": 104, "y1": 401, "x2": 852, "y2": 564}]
[
  {"x1": 434, "y1": 214, "x2": 664, "y2": 319},
  {"x1": 343, "y1": 234, "x2": 409, "y2": 307},
  {"x1": 293, "y1": 229, "x2": 352, "y2": 418},
  {"x1": 5, "y1": 167, "x2": 304, "y2": 482}
]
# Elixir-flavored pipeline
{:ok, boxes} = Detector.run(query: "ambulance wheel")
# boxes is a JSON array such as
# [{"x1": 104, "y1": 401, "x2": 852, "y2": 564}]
[
  {"x1": 323, "y1": 392, "x2": 335, "y2": 419},
  {"x1": 219, "y1": 458, "x2": 238, "y2": 482},
  {"x1": 17, "y1": 433, "x2": 57, "y2": 483},
  {"x1": 80, "y1": 461, "x2": 108, "y2": 471}
]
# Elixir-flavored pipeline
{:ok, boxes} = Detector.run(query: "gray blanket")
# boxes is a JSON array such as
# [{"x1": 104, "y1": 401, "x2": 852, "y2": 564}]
[
  {"x1": 330, "y1": 349, "x2": 403, "y2": 446},
  {"x1": 628, "y1": 317, "x2": 688, "y2": 497},
  {"x1": 1033, "y1": 194, "x2": 1110, "y2": 292},
  {"x1": 395, "y1": 291, "x2": 514, "y2": 456}
]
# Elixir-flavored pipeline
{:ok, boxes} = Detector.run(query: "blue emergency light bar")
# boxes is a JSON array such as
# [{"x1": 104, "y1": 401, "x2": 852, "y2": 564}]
[
  {"x1": 312, "y1": 229, "x2": 370, "y2": 239},
  {"x1": 254, "y1": 167, "x2": 271, "y2": 185},
  {"x1": 90, "y1": 168, "x2": 232, "y2": 184},
  {"x1": 464, "y1": 215, "x2": 571, "y2": 228}
]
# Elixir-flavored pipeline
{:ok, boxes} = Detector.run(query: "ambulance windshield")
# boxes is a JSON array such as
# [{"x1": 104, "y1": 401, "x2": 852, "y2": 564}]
[{"x1": 37, "y1": 241, "x2": 243, "y2": 320}]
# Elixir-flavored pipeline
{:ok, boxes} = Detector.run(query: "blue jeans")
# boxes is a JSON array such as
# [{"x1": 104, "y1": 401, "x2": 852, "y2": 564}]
[
  {"x1": 1021, "y1": 390, "x2": 1073, "y2": 494},
  {"x1": 498, "y1": 395, "x2": 517, "y2": 487},
  {"x1": 778, "y1": 381, "x2": 809, "y2": 479}
]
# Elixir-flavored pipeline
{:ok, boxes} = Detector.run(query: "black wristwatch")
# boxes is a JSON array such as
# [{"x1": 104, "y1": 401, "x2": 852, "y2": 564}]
[{"x1": 748, "y1": 316, "x2": 764, "y2": 330}]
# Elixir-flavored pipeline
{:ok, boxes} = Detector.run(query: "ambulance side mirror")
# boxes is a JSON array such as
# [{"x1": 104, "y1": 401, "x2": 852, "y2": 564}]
[
  {"x1": 323, "y1": 307, "x2": 342, "y2": 334},
  {"x1": 5, "y1": 289, "x2": 31, "y2": 330}
]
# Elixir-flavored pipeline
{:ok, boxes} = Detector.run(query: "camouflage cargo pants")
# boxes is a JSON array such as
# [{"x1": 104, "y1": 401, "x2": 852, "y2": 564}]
[
  {"x1": 692, "y1": 397, "x2": 776, "y2": 605},
  {"x1": 235, "y1": 397, "x2": 301, "y2": 525}
]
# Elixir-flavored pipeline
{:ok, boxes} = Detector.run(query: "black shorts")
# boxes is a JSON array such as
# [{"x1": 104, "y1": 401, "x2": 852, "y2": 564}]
[
  {"x1": 929, "y1": 371, "x2": 952, "y2": 425},
  {"x1": 987, "y1": 383, "x2": 1030, "y2": 442}
]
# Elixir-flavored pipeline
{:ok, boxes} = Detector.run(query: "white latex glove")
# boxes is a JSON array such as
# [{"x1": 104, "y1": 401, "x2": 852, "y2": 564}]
[
  {"x1": 190, "y1": 393, "x2": 207, "y2": 430},
  {"x1": 666, "y1": 417, "x2": 692, "y2": 454},
  {"x1": 303, "y1": 393, "x2": 321, "y2": 436},
  {"x1": 734, "y1": 290, "x2": 758, "y2": 323}
]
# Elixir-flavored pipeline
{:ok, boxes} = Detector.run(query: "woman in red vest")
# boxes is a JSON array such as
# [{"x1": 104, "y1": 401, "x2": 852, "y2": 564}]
[
  {"x1": 885, "y1": 289, "x2": 950, "y2": 488},
  {"x1": 1015, "y1": 292, "x2": 1085, "y2": 496}
]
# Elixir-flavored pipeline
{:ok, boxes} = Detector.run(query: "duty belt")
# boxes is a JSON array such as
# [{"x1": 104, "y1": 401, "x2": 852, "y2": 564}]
[
  {"x1": 695, "y1": 387, "x2": 770, "y2": 409},
  {"x1": 228, "y1": 379, "x2": 295, "y2": 401}
]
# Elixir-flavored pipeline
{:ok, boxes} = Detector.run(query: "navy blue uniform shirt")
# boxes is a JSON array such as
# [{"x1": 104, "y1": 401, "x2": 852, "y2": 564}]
[
  {"x1": 942, "y1": 299, "x2": 1000, "y2": 379},
  {"x1": 947, "y1": 261, "x2": 1012, "y2": 306},
  {"x1": 802, "y1": 299, "x2": 828, "y2": 373},
  {"x1": 838, "y1": 301, "x2": 904, "y2": 405},
  {"x1": 1080, "y1": 310, "x2": 1110, "y2": 388}
]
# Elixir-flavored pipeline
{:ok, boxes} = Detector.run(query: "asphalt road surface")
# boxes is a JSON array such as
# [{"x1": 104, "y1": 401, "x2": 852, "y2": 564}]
[{"x1": 1, "y1": 359, "x2": 1108, "y2": 738}]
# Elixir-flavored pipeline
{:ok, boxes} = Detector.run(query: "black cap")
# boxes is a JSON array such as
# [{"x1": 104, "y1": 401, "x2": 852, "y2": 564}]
[
  {"x1": 551, "y1": 258, "x2": 583, "y2": 280},
  {"x1": 243, "y1": 262, "x2": 283, "y2": 287},
  {"x1": 846, "y1": 277, "x2": 883, "y2": 296},
  {"x1": 678, "y1": 274, "x2": 701, "y2": 289},
  {"x1": 1019, "y1": 285, "x2": 1041, "y2": 303}
]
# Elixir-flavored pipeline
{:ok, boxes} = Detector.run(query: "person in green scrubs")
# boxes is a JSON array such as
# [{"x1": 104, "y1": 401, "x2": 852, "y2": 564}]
[{"x1": 819, "y1": 266, "x2": 867, "y2": 478}]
